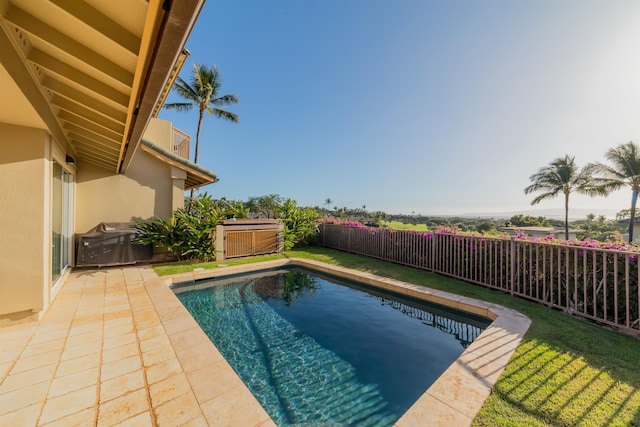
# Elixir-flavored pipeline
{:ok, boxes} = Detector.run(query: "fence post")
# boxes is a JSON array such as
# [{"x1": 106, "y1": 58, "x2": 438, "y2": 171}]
[
  {"x1": 510, "y1": 237, "x2": 516, "y2": 295},
  {"x1": 215, "y1": 224, "x2": 225, "y2": 261}
]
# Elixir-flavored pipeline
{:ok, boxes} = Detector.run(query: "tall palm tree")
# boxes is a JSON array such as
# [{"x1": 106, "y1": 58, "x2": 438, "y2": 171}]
[
  {"x1": 524, "y1": 155, "x2": 605, "y2": 240},
  {"x1": 165, "y1": 63, "x2": 239, "y2": 165},
  {"x1": 593, "y1": 141, "x2": 640, "y2": 242}
]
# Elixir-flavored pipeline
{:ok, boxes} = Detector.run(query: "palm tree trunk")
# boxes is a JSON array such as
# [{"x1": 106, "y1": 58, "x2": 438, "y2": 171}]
[
  {"x1": 629, "y1": 190, "x2": 638, "y2": 242},
  {"x1": 564, "y1": 192, "x2": 569, "y2": 240},
  {"x1": 189, "y1": 111, "x2": 205, "y2": 200},
  {"x1": 194, "y1": 110, "x2": 204, "y2": 164}
]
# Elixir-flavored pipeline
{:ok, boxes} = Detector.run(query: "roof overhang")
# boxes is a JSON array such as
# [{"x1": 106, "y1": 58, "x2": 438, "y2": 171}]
[
  {"x1": 0, "y1": 0, "x2": 205, "y2": 173},
  {"x1": 140, "y1": 138, "x2": 218, "y2": 190}
]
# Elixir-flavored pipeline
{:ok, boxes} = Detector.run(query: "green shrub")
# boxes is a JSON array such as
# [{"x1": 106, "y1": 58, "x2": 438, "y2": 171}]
[
  {"x1": 276, "y1": 198, "x2": 320, "y2": 250},
  {"x1": 136, "y1": 194, "x2": 248, "y2": 261}
]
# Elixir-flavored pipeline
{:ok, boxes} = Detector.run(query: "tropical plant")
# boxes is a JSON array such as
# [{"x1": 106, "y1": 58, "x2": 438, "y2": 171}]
[
  {"x1": 524, "y1": 155, "x2": 605, "y2": 240},
  {"x1": 593, "y1": 141, "x2": 640, "y2": 242},
  {"x1": 165, "y1": 63, "x2": 238, "y2": 196},
  {"x1": 136, "y1": 194, "x2": 247, "y2": 261},
  {"x1": 276, "y1": 198, "x2": 320, "y2": 250}
]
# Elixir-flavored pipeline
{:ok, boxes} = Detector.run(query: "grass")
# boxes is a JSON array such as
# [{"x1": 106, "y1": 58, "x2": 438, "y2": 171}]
[
  {"x1": 152, "y1": 246, "x2": 640, "y2": 426},
  {"x1": 380, "y1": 220, "x2": 429, "y2": 231}
]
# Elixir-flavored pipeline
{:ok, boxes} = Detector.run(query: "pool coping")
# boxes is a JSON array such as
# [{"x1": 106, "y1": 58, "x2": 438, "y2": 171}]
[{"x1": 153, "y1": 258, "x2": 531, "y2": 427}]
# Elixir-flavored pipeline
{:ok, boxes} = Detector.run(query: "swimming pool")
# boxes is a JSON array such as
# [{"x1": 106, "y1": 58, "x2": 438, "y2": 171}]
[{"x1": 174, "y1": 267, "x2": 492, "y2": 426}]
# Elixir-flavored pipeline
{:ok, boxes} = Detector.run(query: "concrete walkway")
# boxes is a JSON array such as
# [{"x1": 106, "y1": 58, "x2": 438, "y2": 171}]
[{"x1": 0, "y1": 266, "x2": 274, "y2": 426}]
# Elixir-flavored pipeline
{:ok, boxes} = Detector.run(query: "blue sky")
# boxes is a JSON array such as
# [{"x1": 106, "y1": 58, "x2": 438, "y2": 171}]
[{"x1": 158, "y1": 0, "x2": 640, "y2": 217}]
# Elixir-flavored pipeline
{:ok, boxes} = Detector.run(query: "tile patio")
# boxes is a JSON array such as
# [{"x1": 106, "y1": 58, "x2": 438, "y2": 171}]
[{"x1": 0, "y1": 260, "x2": 530, "y2": 426}]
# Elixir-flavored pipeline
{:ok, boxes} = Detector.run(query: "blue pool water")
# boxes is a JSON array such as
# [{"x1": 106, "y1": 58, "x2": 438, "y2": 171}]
[{"x1": 174, "y1": 268, "x2": 491, "y2": 426}]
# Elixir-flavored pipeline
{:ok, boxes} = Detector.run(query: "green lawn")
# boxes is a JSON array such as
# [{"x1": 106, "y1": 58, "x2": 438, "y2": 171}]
[
  {"x1": 380, "y1": 220, "x2": 429, "y2": 230},
  {"x1": 152, "y1": 247, "x2": 640, "y2": 426}
]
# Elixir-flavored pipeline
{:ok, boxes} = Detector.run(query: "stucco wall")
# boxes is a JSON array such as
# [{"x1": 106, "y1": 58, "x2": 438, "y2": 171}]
[
  {"x1": 0, "y1": 123, "x2": 48, "y2": 321},
  {"x1": 75, "y1": 150, "x2": 174, "y2": 233},
  {"x1": 144, "y1": 118, "x2": 173, "y2": 151}
]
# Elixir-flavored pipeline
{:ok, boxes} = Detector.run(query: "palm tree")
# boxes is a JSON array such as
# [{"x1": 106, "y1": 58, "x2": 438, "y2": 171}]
[
  {"x1": 593, "y1": 142, "x2": 640, "y2": 242},
  {"x1": 324, "y1": 198, "x2": 333, "y2": 216},
  {"x1": 165, "y1": 64, "x2": 239, "y2": 165},
  {"x1": 524, "y1": 155, "x2": 605, "y2": 240}
]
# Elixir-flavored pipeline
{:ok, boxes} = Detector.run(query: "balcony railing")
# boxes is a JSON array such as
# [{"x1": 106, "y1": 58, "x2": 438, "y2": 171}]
[
  {"x1": 319, "y1": 223, "x2": 640, "y2": 336},
  {"x1": 172, "y1": 127, "x2": 190, "y2": 160}
]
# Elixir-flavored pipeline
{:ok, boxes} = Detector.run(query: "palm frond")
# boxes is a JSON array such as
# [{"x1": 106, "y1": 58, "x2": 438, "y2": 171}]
[
  {"x1": 210, "y1": 108, "x2": 239, "y2": 123},
  {"x1": 164, "y1": 102, "x2": 194, "y2": 112}
]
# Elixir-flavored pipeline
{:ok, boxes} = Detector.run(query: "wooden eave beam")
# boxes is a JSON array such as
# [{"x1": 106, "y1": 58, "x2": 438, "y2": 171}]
[
  {"x1": 4, "y1": 6, "x2": 134, "y2": 86},
  {"x1": 28, "y1": 49, "x2": 130, "y2": 106},
  {"x1": 57, "y1": 110, "x2": 122, "y2": 141},
  {"x1": 51, "y1": 95, "x2": 124, "y2": 133},
  {"x1": 63, "y1": 123, "x2": 120, "y2": 147},
  {"x1": 42, "y1": 77, "x2": 127, "y2": 120},
  {"x1": 0, "y1": 23, "x2": 75, "y2": 157},
  {"x1": 47, "y1": 0, "x2": 140, "y2": 54}
]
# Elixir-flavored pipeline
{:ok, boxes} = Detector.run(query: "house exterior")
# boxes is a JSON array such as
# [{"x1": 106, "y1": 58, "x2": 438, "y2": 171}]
[{"x1": 0, "y1": 0, "x2": 214, "y2": 326}]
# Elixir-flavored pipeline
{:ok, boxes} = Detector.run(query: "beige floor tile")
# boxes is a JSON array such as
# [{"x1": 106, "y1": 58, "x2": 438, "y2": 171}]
[
  {"x1": 0, "y1": 324, "x2": 37, "y2": 341},
  {"x1": 61, "y1": 340, "x2": 102, "y2": 361},
  {"x1": 186, "y1": 361, "x2": 245, "y2": 404},
  {"x1": 20, "y1": 337, "x2": 66, "y2": 358},
  {"x1": 0, "y1": 362, "x2": 57, "y2": 394},
  {"x1": 176, "y1": 342, "x2": 224, "y2": 373},
  {"x1": 0, "y1": 345, "x2": 25, "y2": 364},
  {"x1": 65, "y1": 330, "x2": 103, "y2": 348},
  {"x1": 11, "y1": 350, "x2": 60, "y2": 374},
  {"x1": 0, "y1": 403, "x2": 42, "y2": 427},
  {"x1": 426, "y1": 369, "x2": 491, "y2": 419},
  {"x1": 55, "y1": 352, "x2": 100, "y2": 377},
  {"x1": 168, "y1": 327, "x2": 208, "y2": 351},
  {"x1": 141, "y1": 345, "x2": 175, "y2": 368},
  {"x1": 200, "y1": 388, "x2": 272, "y2": 427},
  {"x1": 104, "y1": 309, "x2": 132, "y2": 321},
  {"x1": 69, "y1": 319, "x2": 103, "y2": 333},
  {"x1": 135, "y1": 315, "x2": 163, "y2": 331},
  {"x1": 39, "y1": 384, "x2": 97, "y2": 425},
  {"x1": 40, "y1": 407, "x2": 96, "y2": 427},
  {"x1": 48, "y1": 367, "x2": 99, "y2": 398},
  {"x1": 0, "y1": 380, "x2": 50, "y2": 415},
  {"x1": 162, "y1": 316, "x2": 199, "y2": 336},
  {"x1": 97, "y1": 387, "x2": 149, "y2": 427},
  {"x1": 153, "y1": 390, "x2": 204, "y2": 427},
  {"x1": 103, "y1": 332, "x2": 137, "y2": 351},
  {"x1": 136, "y1": 325, "x2": 165, "y2": 341},
  {"x1": 0, "y1": 361, "x2": 12, "y2": 380},
  {"x1": 145, "y1": 357, "x2": 183, "y2": 385},
  {"x1": 117, "y1": 411, "x2": 154, "y2": 427},
  {"x1": 101, "y1": 355, "x2": 142, "y2": 382},
  {"x1": 103, "y1": 319, "x2": 134, "y2": 337},
  {"x1": 148, "y1": 373, "x2": 192, "y2": 408},
  {"x1": 139, "y1": 334, "x2": 172, "y2": 353},
  {"x1": 396, "y1": 393, "x2": 472, "y2": 427},
  {"x1": 28, "y1": 327, "x2": 68, "y2": 345},
  {"x1": 102, "y1": 342, "x2": 139, "y2": 365},
  {"x1": 100, "y1": 369, "x2": 146, "y2": 403}
]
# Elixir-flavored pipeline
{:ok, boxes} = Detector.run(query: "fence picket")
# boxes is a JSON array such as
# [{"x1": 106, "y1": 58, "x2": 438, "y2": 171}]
[{"x1": 319, "y1": 224, "x2": 639, "y2": 336}]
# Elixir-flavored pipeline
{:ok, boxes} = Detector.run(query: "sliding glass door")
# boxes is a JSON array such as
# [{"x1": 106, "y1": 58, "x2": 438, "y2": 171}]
[{"x1": 52, "y1": 161, "x2": 72, "y2": 284}]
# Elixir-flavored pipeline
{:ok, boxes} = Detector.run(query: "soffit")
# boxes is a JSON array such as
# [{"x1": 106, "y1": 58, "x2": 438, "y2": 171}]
[
  {"x1": 0, "y1": 0, "x2": 204, "y2": 173},
  {"x1": 0, "y1": 62, "x2": 46, "y2": 129}
]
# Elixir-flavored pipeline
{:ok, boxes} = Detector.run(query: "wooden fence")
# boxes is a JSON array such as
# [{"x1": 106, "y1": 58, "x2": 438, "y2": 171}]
[{"x1": 320, "y1": 224, "x2": 640, "y2": 336}]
